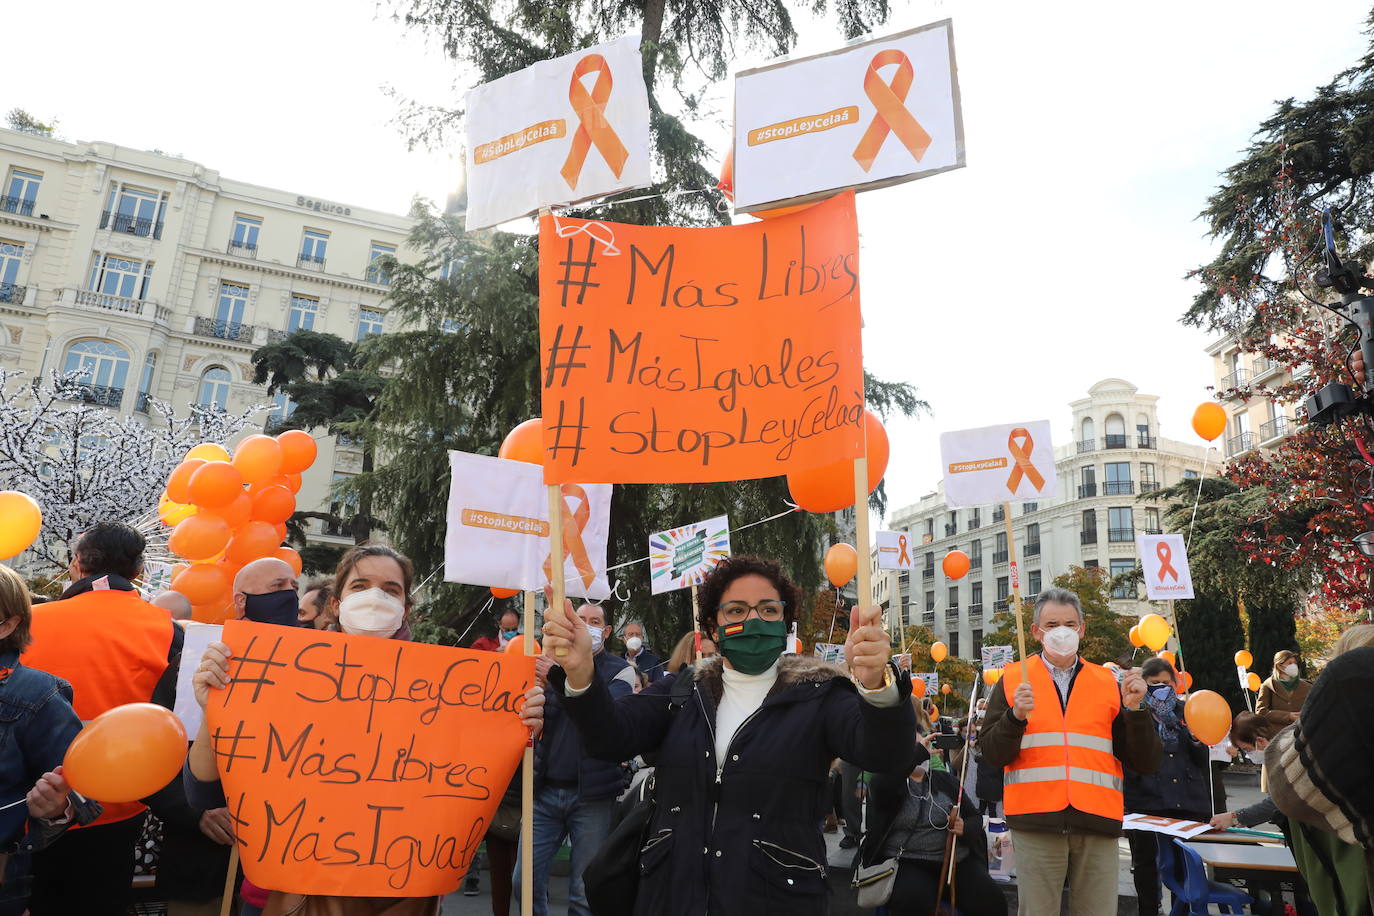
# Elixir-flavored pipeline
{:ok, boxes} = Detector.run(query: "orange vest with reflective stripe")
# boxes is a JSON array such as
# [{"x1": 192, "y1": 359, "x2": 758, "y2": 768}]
[
  {"x1": 28, "y1": 588, "x2": 176, "y2": 825},
  {"x1": 1000, "y1": 655, "x2": 1124, "y2": 822}
]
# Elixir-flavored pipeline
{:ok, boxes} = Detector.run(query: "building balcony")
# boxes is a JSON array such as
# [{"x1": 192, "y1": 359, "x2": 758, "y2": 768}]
[
  {"x1": 194, "y1": 316, "x2": 257, "y2": 343},
  {"x1": 0, "y1": 282, "x2": 26, "y2": 305},
  {"x1": 1077, "y1": 438, "x2": 1095, "y2": 453},
  {"x1": 1226, "y1": 431, "x2": 1257, "y2": 458},
  {"x1": 1108, "y1": 527, "x2": 1135, "y2": 543},
  {"x1": 1081, "y1": 529, "x2": 1098, "y2": 545},
  {"x1": 992, "y1": 508, "x2": 1005, "y2": 523},
  {"x1": 1139, "y1": 480, "x2": 1162, "y2": 495},
  {"x1": 992, "y1": 550, "x2": 1009, "y2": 564},
  {"x1": 1104, "y1": 434, "x2": 1128, "y2": 449},
  {"x1": 1103, "y1": 480, "x2": 1135, "y2": 496},
  {"x1": 944, "y1": 606, "x2": 959, "y2": 621},
  {"x1": 1221, "y1": 368, "x2": 1250, "y2": 390},
  {"x1": 922, "y1": 568, "x2": 934, "y2": 579},
  {"x1": 1137, "y1": 435, "x2": 1157, "y2": 449},
  {"x1": 100, "y1": 211, "x2": 163, "y2": 240},
  {"x1": 297, "y1": 253, "x2": 326, "y2": 270},
  {"x1": 969, "y1": 555, "x2": 983, "y2": 569},
  {"x1": 922, "y1": 612, "x2": 935, "y2": 627},
  {"x1": 1142, "y1": 527, "x2": 1163, "y2": 535},
  {"x1": 1024, "y1": 541, "x2": 1041, "y2": 557},
  {"x1": 266, "y1": 328, "x2": 289, "y2": 345},
  {"x1": 364, "y1": 266, "x2": 392, "y2": 286},
  {"x1": 968, "y1": 514, "x2": 981, "y2": 529},
  {"x1": 0, "y1": 196, "x2": 34, "y2": 216},
  {"x1": 57, "y1": 288, "x2": 172, "y2": 326},
  {"x1": 944, "y1": 524, "x2": 956, "y2": 537},
  {"x1": 1078, "y1": 483, "x2": 1097, "y2": 498},
  {"x1": 227, "y1": 240, "x2": 258, "y2": 259},
  {"x1": 67, "y1": 385, "x2": 124, "y2": 409},
  {"x1": 134, "y1": 392, "x2": 151, "y2": 414},
  {"x1": 1252, "y1": 357, "x2": 1283, "y2": 381},
  {"x1": 1259, "y1": 416, "x2": 1290, "y2": 442}
]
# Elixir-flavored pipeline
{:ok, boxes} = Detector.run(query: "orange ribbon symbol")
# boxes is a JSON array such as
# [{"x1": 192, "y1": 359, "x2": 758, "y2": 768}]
[
  {"x1": 1157, "y1": 542, "x2": 1179, "y2": 583},
  {"x1": 543, "y1": 484, "x2": 599, "y2": 591},
  {"x1": 898, "y1": 535, "x2": 911, "y2": 567},
  {"x1": 560, "y1": 54, "x2": 629, "y2": 190},
  {"x1": 1005, "y1": 428, "x2": 1046, "y2": 494},
  {"x1": 852, "y1": 49, "x2": 933, "y2": 173}
]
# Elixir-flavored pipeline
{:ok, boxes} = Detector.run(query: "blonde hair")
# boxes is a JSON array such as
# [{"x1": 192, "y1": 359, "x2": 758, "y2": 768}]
[
  {"x1": 0, "y1": 565, "x2": 33, "y2": 652},
  {"x1": 1332, "y1": 624, "x2": 1374, "y2": 658},
  {"x1": 666, "y1": 631, "x2": 717, "y2": 673}
]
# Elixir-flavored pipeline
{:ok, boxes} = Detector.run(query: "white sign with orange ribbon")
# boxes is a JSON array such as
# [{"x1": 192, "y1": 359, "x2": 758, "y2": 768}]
[
  {"x1": 1138, "y1": 533, "x2": 1195, "y2": 601},
  {"x1": 731, "y1": 20, "x2": 965, "y2": 213},
  {"x1": 876, "y1": 530, "x2": 915, "y2": 570},
  {"x1": 939, "y1": 420, "x2": 1058, "y2": 508},
  {"x1": 464, "y1": 34, "x2": 652, "y2": 231},
  {"x1": 443, "y1": 451, "x2": 612, "y2": 599}
]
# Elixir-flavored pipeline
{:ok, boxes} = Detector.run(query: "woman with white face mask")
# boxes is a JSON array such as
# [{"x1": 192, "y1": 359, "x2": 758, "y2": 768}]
[{"x1": 1255, "y1": 649, "x2": 1312, "y2": 727}]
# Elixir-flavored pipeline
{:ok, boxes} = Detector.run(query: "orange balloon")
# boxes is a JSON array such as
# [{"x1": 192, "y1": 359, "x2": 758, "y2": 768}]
[
  {"x1": 251, "y1": 485, "x2": 296, "y2": 524},
  {"x1": 1191, "y1": 402, "x2": 1227, "y2": 442},
  {"x1": 491, "y1": 587, "x2": 520, "y2": 599},
  {"x1": 63, "y1": 703, "x2": 188, "y2": 802},
  {"x1": 0, "y1": 491, "x2": 42, "y2": 562},
  {"x1": 928, "y1": 705, "x2": 940, "y2": 719},
  {"x1": 170, "y1": 564, "x2": 229, "y2": 606},
  {"x1": 823, "y1": 543, "x2": 859, "y2": 587},
  {"x1": 982, "y1": 669, "x2": 998, "y2": 686},
  {"x1": 786, "y1": 411, "x2": 890, "y2": 513},
  {"x1": 931, "y1": 641, "x2": 948, "y2": 664},
  {"x1": 192, "y1": 599, "x2": 235, "y2": 624},
  {"x1": 1139, "y1": 613, "x2": 1172, "y2": 651},
  {"x1": 940, "y1": 683, "x2": 952, "y2": 695},
  {"x1": 247, "y1": 475, "x2": 289, "y2": 496},
  {"x1": 168, "y1": 515, "x2": 231, "y2": 561},
  {"x1": 505, "y1": 637, "x2": 542, "y2": 656},
  {"x1": 942, "y1": 550, "x2": 971, "y2": 580},
  {"x1": 272, "y1": 523, "x2": 288, "y2": 544},
  {"x1": 1183, "y1": 689, "x2": 1232, "y2": 745},
  {"x1": 232, "y1": 434, "x2": 284, "y2": 484},
  {"x1": 225, "y1": 520, "x2": 280, "y2": 566},
  {"x1": 187, "y1": 461, "x2": 244, "y2": 509},
  {"x1": 1157, "y1": 650, "x2": 1176, "y2": 666},
  {"x1": 158, "y1": 495, "x2": 197, "y2": 527},
  {"x1": 184, "y1": 443, "x2": 231, "y2": 463},
  {"x1": 910, "y1": 675, "x2": 927, "y2": 698},
  {"x1": 283, "y1": 472, "x2": 302, "y2": 493},
  {"x1": 499, "y1": 418, "x2": 544, "y2": 465},
  {"x1": 273, "y1": 546, "x2": 303, "y2": 577},
  {"x1": 171, "y1": 563, "x2": 189, "y2": 578},
  {"x1": 205, "y1": 492, "x2": 252, "y2": 530},
  {"x1": 166, "y1": 459, "x2": 205, "y2": 504},
  {"x1": 1246, "y1": 672, "x2": 1262, "y2": 691},
  {"x1": 276, "y1": 430, "x2": 318, "y2": 474},
  {"x1": 1234, "y1": 650, "x2": 1252, "y2": 668},
  {"x1": 1175, "y1": 671, "x2": 1193, "y2": 695},
  {"x1": 1129, "y1": 625, "x2": 1144, "y2": 648}
]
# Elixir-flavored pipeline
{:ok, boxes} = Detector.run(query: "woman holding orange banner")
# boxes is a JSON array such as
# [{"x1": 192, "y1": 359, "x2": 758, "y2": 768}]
[{"x1": 539, "y1": 554, "x2": 919, "y2": 916}]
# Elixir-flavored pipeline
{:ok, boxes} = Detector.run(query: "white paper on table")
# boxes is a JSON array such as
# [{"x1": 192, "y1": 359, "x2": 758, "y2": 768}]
[
  {"x1": 173, "y1": 622, "x2": 223, "y2": 738},
  {"x1": 1122, "y1": 813, "x2": 1214, "y2": 839}
]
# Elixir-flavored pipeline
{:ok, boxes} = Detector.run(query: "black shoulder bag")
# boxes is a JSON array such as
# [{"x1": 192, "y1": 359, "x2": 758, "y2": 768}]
[{"x1": 583, "y1": 668, "x2": 696, "y2": 916}]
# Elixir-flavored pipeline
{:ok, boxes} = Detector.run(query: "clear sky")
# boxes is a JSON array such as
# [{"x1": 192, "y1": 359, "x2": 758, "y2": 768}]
[{"x1": 9, "y1": 0, "x2": 1370, "y2": 521}]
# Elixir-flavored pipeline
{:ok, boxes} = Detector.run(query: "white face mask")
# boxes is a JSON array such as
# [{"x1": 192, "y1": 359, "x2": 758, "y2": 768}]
[
  {"x1": 625, "y1": 635, "x2": 643, "y2": 652},
  {"x1": 588, "y1": 626, "x2": 605, "y2": 653},
  {"x1": 1282, "y1": 664, "x2": 1299, "y2": 677},
  {"x1": 1041, "y1": 625, "x2": 1080, "y2": 658},
  {"x1": 338, "y1": 587, "x2": 405, "y2": 638}
]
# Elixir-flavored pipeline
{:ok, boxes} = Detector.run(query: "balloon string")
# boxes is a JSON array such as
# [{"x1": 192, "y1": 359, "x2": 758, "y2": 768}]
[{"x1": 1185, "y1": 447, "x2": 1213, "y2": 553}]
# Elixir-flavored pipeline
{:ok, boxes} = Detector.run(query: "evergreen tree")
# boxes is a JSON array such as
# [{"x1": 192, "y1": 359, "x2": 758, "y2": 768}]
[{"x1": 1174, "y1": 591, "x2": 1246, "y2": 711}]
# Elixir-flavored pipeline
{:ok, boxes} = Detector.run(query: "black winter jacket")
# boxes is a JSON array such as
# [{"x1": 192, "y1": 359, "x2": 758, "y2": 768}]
[
  {"x1": 551, "y1": 655, "x2": 918, "y2": 916},
  {"x1": 858, "y1": 768, "x2": 987, "y2": 872},
  {"x1": 1123, "y1": 700, "x2": 1211, "y2": 819},
  {"x1": 537, "y1": 650, "x2": 636, "y2": 801}
]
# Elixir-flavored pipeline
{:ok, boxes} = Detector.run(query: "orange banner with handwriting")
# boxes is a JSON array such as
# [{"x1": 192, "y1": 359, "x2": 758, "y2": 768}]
[
  {"x1": 205, "y1": 621, "x2": 533, "y2": 897},
  {"x1": 538, "y1": 191, "x2": 864, "y2": 484}
]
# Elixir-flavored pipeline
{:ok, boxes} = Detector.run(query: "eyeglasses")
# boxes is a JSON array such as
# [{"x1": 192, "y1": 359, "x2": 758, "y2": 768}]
[{"x1": 717, "y1": 600, "x2": 786, "y2": 623}]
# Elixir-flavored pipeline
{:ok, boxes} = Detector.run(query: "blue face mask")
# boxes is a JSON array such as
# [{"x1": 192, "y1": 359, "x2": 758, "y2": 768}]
[
  {"x1": 501, "y1": 629, "x2": 520, "y2": 641},
  {"x1": 1148, "y1": 683, "x2": 1174, "y2": 701}
]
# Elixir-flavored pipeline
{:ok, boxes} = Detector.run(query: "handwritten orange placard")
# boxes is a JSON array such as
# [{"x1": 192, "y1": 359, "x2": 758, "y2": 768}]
[
  {"x1": 206, "y1": 621, "x2": 533, "y2": 897},
  {"x1": 538, "y1": 190, "x2": 864, "y2": 484}
]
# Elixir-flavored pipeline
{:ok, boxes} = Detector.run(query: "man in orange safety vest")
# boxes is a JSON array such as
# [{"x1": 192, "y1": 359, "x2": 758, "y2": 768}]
[{"x1": 977, "y1": 587, "x2": 1161, "y2": 915}]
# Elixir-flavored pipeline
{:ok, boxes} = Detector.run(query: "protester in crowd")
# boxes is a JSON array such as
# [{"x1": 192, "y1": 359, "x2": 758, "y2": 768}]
[
  {"x1": 144, "y1": 774, "x2": 233, "y2": 916},
  {"x1": 187, "y1": 545, "x2": 543, "y2": 915},
  {"x1": 473, "y1": 607, "x2": 521, "y2": 652},
  {"x1": 859, "y1": 729, "x2": 1007, "y2": 915},
  {"x1": 977, "y1": 587, "x2": 1161, "y2": 916},
  {"x1": 1255, "y1": 648, "x2": 1311, "y2": 727},
  {"x1": 1265, "y1": 643, "x2": 1374, "y2": 916},
  {"x1": 838, "y1": 757, "x2": 865, "y2": 849},
  {"x1": 151, "y1": 589, "x2": 194, "y2": 622},
  {"x1": 1209, "y1": 712, "x2": 1284, "y2": 831},
  {"x1": 0, "y1": 565, "x2": 102, "y2": 916},
  {"x1": 975, "y1": 743, "x2": 1004, "y2": 819},
  {"x1": 515, "y1": 602, "x2": 637, "y2": 916},
  {"x1": 537, "y1": 554, "x2": 918, "y2": 915},
  {"x1": 1124, "y1": 658, "x2": 1212, "y2": 916},
  {"x1": 295, "y1": 578, "x2": 333, "y2": 629},
  {"x1": 664, "y1": 630, "x2": 716, "y2": 673},
  {"x1": 620, "y1": 619, "x2": 665, "y2": 684},
  {"x1": 25, "y1": 521, "x2": 183, "y2": 915},
  {"x1": 230, "y1": 557, "x2": 299, "y2": 626}
]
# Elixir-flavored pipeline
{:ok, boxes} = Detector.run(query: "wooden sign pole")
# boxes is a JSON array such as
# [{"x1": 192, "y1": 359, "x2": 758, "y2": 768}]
[
  {"x1": 1001, "y1": 501, "x2": 1028, "y2": 681},
  {"x1": 520, "y1": 588, "x2": 537, "y2": 916},
  {"x1": 690, "y1": 583, "x2": 701, "y2": 663},
  {"x1": 853, "y1": 456, "x2": 873, "y2": 608},
  {"x1": 219, "y1": 847, "x2": 239, "y2": 916}
]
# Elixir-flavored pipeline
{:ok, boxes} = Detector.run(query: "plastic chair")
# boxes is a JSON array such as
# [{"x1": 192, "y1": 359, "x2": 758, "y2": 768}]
[{"x1": 1158, "y1": 838, "x2": 1254, "y2": 915}]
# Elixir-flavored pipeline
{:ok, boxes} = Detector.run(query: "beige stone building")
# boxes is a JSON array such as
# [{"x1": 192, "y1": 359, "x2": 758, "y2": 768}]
[
  {"x1": 0, "y1": 127, "x2": 415, "y2": 554},
  {"x1": 1204, "y1": 335, "x2": 1297, "y2": 459},
  {"x1": 874, "y1": 379, "x2": 1209, "y2": 662}
]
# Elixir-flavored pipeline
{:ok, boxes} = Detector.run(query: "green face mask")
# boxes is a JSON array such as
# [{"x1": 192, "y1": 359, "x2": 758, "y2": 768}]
[{"x1": 718, "y1": 618, "x2": 788, "y2": 675}]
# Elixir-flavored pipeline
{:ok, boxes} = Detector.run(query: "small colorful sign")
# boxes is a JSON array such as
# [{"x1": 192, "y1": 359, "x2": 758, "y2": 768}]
[
  {"x1": 648, "y1": 515, "x2": 730, "y2": 595},
  {"x1": 876, "y1": 530, "x2": 914, "y2": 570},
  {"x1": 916, "y1": 672, "x2": 939, "y2": 695},
  {"x1": 814, "y1": 642, "x2": 846, "y2": 665},
  {"x1": 980, "y1": 644, "x2": 1014, "y2": 670},
  {"x1": 1138, "y1": 533, "x2": 1195, "y2": 600}
]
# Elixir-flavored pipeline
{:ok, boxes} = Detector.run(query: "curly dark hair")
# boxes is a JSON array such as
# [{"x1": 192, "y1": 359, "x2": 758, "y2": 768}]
[{"x1": 695, "y1": 555, "x2": 802, "y2": 639}]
